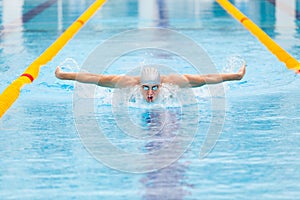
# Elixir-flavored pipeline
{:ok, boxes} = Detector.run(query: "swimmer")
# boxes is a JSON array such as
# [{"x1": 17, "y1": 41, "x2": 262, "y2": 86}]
[{"x1": 55, "y1": 64, "x2": 246, "y2": 103}]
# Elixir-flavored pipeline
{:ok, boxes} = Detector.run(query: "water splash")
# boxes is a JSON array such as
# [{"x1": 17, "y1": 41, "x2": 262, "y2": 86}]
[
  {"x1": 59, "y1": 57, "x2": 80, "y2": 72},
  {"x1": 223, "y1": 55, "x2": 245, "y2": 73},
  {"x1": 95, "y1": 84, "x2": 199, "y2": 108}
]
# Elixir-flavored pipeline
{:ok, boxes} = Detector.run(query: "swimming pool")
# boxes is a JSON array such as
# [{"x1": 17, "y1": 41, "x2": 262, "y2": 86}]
[{"x1": 1, "y1": 0, "x2": 300, "y2": 199}]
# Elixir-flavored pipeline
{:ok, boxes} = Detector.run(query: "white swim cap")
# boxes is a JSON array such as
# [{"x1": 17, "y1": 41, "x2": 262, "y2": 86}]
[{"x1": 140, "y1": 67, "x2": 161, "y2": 84}]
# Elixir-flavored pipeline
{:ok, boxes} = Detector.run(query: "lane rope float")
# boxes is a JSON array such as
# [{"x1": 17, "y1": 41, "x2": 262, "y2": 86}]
[
  {"x1": 0, "y1": 0, "x2": 107, "y2": 118},
  {"x1": 216, "y1": 0, "x2": 300, "y2": 72}
]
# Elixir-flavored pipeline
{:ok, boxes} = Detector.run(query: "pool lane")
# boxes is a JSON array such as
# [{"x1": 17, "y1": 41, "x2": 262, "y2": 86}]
[
  {"x1": 0, "y1": 0, "x2": 57, "y2": 32},
  {"x1": 22, "y1": 0, "x2": 57, "y2": 23},
  {"x1": 266, "y1": 0, "x2": 300, "y2": 20},
  {"x1": 0, "y1": 0, "x2": 107, "y2": 118}
]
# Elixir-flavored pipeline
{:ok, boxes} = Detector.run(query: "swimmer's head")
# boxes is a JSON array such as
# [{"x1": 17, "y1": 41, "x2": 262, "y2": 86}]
[
  {"x1": 140, "y1": 67, "x2": 161, "y2": 103},
  {"x1": 140, "y1": 67, "x2": 161, "y2": 85}
]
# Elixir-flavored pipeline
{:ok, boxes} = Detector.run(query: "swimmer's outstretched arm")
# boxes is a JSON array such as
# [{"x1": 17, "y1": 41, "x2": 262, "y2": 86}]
[
  {"x1": 55, "y1": 66, "x2": 139, "y2": 88},
  {"x1": 181, "y1": 64, "x2": 246, "y2": 87}
]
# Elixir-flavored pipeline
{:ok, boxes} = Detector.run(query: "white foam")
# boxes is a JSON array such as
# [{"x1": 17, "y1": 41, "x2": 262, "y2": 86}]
[
  {"x1": 223, "y1": 55, "x2": 245, "y2": 73},
  {"x1": 94, "y1": 83, "x2": 225, "y2": 108},
  {"x1": 59, "y1": 58, "x2": 80, "y2": 72}
]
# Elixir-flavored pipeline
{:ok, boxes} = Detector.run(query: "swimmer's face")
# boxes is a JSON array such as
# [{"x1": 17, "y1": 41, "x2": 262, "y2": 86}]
[{"x1": 140, "y1": 84, "x2": 161, "y2": 103}]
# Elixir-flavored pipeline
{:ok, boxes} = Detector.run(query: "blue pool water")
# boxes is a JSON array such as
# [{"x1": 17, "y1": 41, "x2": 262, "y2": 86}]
[{"x1": 1, "y1": 0, "x2": 300, "y2": 199}]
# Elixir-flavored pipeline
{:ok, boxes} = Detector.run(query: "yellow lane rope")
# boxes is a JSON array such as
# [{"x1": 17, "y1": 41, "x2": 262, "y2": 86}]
[
  {"x1": 216, "y1": 0, "x2": 300, "y2": 72},
  {"x1": 0, "y1": 0, "x2": 107, "y2": 118}
]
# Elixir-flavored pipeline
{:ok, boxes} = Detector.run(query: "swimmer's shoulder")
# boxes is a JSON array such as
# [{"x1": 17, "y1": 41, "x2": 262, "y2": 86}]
[
  {"x1": 160, "y1": 75, "x2": 168, "y2": 84},
  {"x1": 160, "y1": 74, "x2": 189, "y2": 87},
  {"x1": 115, "y1": 75, "x2": 140, "y2": 87}
]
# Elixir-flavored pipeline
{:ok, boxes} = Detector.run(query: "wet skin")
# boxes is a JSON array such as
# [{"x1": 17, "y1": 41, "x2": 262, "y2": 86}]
[{"x1": 140, "y1": 84, "x2": 160, "y2": 103}]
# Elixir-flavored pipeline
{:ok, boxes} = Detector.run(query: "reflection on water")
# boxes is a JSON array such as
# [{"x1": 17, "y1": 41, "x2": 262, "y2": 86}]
[
  {"x1": 141, "y1": 162, "x2": 190, "y2": 200},
  {"x1": 139, "y1": 108, "x2": 191, "y2": 200},
  {"x1": 138, "y1": 0, "x2": 168, "y2": 27},
  {"x1": 1, "y1": 0, "x2": 24, "y2": 55},
  {"x1": 1, "y1": 0, "x2": 300, "y2": 199}
]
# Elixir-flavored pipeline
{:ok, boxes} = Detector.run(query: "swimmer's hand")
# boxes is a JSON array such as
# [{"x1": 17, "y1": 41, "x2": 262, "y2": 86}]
[
  {"x1": 236, "y1": 63, "x2": 246, "y2": 80},
  {"x1": 55, "y1": 66, "x2": 77, "y2": 81},
  {"x1": 55, "y1": 66, "x2": 76, "y2": 81},
  {"x1": 55, "y1": 66, "x2": 65, "y2": 79}
]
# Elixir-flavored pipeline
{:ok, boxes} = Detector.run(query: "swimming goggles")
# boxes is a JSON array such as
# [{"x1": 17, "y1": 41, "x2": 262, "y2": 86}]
[{"x1": 142, "y1": 85, "x2": 159, "y2": 91}]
